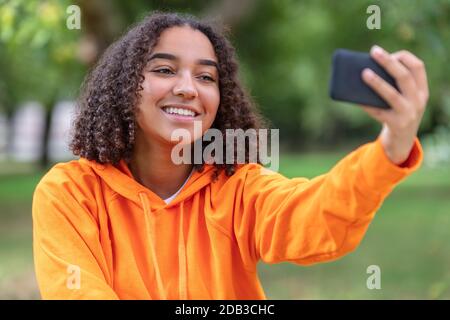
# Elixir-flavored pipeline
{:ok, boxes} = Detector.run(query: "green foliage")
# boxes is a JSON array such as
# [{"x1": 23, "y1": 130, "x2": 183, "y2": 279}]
[
  {"x1": 0, "y1": 0, "x2": 448, "y2": 145},
  {"x1": 0, "y1": 0, "x2": 85, "y2": 111},
  {"x1": 233, "y1": 0, "x2": 450, "y2": 147}
]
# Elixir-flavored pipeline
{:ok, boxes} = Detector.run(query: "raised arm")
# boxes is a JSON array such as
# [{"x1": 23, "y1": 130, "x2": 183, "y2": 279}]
[{"x1": 232, "y1": 136, "x2": 422, "y2": 269}]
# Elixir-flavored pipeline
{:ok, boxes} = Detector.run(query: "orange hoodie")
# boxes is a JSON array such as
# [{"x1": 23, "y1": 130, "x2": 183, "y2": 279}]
[{"x1": 32, "y1": 136, "x2": 423, "y2": 299}]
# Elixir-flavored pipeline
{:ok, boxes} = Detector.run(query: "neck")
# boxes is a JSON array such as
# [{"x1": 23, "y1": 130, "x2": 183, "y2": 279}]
[{"x1": 128, "y1": 133, "x2": 193, "y2": 200}]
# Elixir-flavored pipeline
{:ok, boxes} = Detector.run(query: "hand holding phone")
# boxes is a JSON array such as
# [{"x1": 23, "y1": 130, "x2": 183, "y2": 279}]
[
  {"x1": 329, "y1": 46, "x2": 429, "y2": 166},
  {"x1": 329, "y1": 48, "x2": 398, "y2": 109}
]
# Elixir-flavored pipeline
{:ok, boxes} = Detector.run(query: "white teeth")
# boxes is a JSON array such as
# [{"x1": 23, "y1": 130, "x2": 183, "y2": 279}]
[{"x1": 163, "y1": 106, "x2": 196, "y2": 117}]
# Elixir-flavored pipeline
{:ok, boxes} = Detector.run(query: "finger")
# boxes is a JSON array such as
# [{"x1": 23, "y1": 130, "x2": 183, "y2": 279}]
[
  {"x1": 361, "y1": 105, "x2": 390, "y2": 124},
  {"x1": 391, "y1": 50, "x2": 429, "y2": 103},
  {"x1": 370, "y1": 45, "x2": 417, "y2": 99},
  {"x1": 362, "y1": 68, "x2": 407, "y2": 112}
]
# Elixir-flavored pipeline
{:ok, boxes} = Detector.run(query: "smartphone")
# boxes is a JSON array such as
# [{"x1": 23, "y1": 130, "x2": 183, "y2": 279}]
[{"x1": 329, "y1": 48, "x2": 398, "y2": 109}]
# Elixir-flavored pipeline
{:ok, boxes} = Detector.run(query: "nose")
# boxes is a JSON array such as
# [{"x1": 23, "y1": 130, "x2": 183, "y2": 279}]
[{"x1": 173, "y1": 71, "x2": 198, "y2": 99}]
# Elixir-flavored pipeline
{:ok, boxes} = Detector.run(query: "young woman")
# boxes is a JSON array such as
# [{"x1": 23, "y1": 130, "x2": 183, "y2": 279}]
[{"x1": 32, "y1": 12, "x2": 428, "y2": 299}]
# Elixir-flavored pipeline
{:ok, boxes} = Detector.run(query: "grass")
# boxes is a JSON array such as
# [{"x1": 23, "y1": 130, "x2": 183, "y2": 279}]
[
  {"x1": 0, "y1": 153, "x2": 449, "y2": 299},
  {"x1": 0, "y1": 161, "x2": 45, "y2": 299}
]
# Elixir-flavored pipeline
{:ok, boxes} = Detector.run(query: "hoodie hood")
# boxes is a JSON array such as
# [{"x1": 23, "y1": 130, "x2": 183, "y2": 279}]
[
  {"x1": 79, "y1": 158, "x2": 217, "y2": 299},
  {"x1": 80, "y1": 158, "x2": 217, "y2": 210}
]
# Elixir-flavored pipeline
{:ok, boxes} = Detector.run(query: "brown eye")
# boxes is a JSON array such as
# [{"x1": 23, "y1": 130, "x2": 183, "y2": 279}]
[
  {"x1": 199, "y1": 75, "x2": 215, "y2": 82},
  {"x1": 153, "y1": 68, "x2": 174, "y2": 75}
]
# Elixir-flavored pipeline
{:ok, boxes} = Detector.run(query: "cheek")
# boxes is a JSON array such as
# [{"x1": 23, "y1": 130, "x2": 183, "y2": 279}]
[
  {"x1": 200, "y1": 86, "x2": 220, "y2": 116},
  {"x1": 135, "y1": 79, "x2": 167, "y2": 129},
  {"x1": 134, "y1": 107, "x2": 148, "y2": 132},
  {"x1": 141, "y1": 76, "x2": 172, "y2": 102}
]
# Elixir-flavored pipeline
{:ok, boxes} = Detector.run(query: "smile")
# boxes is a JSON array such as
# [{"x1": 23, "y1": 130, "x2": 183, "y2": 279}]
[
  {"x1": 162, "y1": 106, "x2": 198, "y2": 117},
  {"x1": 161, "y1": 105, "x2": 201, "y2": 123}
]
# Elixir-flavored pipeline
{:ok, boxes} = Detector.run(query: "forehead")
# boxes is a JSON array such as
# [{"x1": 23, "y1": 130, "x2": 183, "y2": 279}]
[{"x1": 151, "y1": 26, "x2": 217, "y2": 62}]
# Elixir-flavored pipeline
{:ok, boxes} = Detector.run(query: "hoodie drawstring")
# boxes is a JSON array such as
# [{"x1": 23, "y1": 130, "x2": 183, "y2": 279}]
[
  {"x1": 139, "y1": 192, "x2": 188, "y2": 300},
  {"x1": 178, "y1": 201, "x2": 188, "y2": 299},
  {"x1": 139, "y1": 193, "x2": 167, "y2": 300}
]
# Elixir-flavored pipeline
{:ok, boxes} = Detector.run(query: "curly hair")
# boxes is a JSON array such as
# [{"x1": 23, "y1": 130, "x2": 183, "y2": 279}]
[{"x1": 70, "y1": 11, "x2": 269, "y2": 179}]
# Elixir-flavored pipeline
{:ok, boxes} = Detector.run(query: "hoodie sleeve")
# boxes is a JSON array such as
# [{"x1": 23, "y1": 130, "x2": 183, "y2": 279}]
[
  {"x1": 233, "y1": 136, "x2": 423, "y2": 268},
  {"x1": 32, "y1": 166, "x2": 119, "y2": 300}
]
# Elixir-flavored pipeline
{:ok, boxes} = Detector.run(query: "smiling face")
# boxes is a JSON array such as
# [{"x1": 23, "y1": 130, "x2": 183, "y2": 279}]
[{"x1": 135, "y1": 25, "x2": 220, "y2": 148}]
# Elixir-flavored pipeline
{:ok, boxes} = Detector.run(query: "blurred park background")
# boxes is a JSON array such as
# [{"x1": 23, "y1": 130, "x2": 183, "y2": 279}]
[{"x1": 0, "y1": 0, "x2": 449, "y2": 299}]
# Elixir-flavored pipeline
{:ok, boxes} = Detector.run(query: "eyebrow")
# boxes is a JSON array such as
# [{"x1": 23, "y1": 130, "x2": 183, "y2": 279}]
[{"x1": 148, "y1": 52, "x2": 219, "y2": 70}]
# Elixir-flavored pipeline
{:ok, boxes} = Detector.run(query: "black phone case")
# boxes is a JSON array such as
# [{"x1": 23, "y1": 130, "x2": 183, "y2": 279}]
[{"x1": 329, "y1": 49, "x2": 398, "y2": 109}]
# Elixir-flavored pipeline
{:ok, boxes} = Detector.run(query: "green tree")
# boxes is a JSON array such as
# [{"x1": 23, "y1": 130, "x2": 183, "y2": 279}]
[{"x1": 0, "y1": 0, "x2": 85, "y2": 166}]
